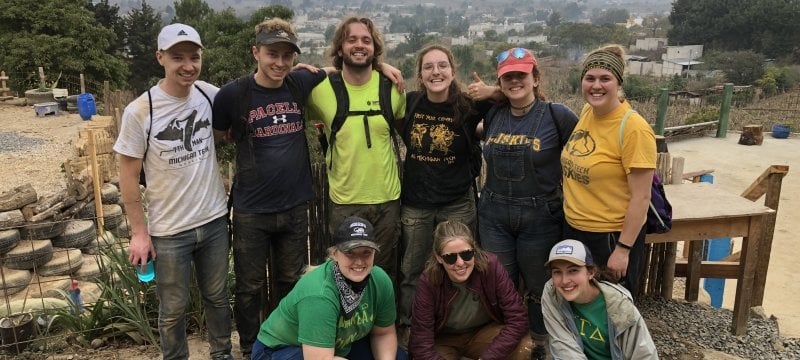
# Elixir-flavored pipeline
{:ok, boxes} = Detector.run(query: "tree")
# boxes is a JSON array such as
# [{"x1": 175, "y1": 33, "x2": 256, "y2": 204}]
[
  {"x1": 560, "y1": 2, "x2": 585, "y2": 21},
  {"x1": 704, "y1": 50, "x2": 766, "y2": 85},
  {"x1": 172, "y1": 0, "x2": 212, "y2": 25},
  {"x1": 124, "y1": 0, "x2": 162, "y2": 93},
  {"x1": 591, "y1": 8, "x2": 629, "y2": 26},
  {"x1": 451, "y1": 45, "x2": 474, "y2": 79},
  {"x1": 0, "y1": 0, "x2": 128, "y2": 91},
  {"x1": 669, "y1": 0, "x2": 800, "y2": 59},
  {"x1": 86, "y1": 0, "x2": 125, "y2": 52},
  {"x1": 546, "y1": 11, "x2": 562, "y2": 33},
  {"x1": 404, "y1": 27, "x2": 427, "y2": 55}
]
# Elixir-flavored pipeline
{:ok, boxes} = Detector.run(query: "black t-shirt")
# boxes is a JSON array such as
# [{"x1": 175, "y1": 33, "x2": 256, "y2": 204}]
[
  {"x1": 400, "y1": 93, "x2": 491, "y2": 208},
  {"x1": 212, "y1": 69, "x2": 326, "y2": 213}
]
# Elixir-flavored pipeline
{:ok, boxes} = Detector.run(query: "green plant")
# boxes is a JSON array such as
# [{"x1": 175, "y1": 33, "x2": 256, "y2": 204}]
[
  {"x1": 685, "y1": 107, "x2": 720, "y2": 125},
  {"x1": 98, "y1": 244, "x2": 159, "y2": 345}
]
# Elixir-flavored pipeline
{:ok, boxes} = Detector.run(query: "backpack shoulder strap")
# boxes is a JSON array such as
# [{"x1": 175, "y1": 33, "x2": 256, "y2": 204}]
[
  {"x1": 618, "y1": 109, "x2": 638, "y2": 145},
  {"x1": 378, "y1": 73, "x2": 395, "y2": 125},
  {"x1": 482, "y1": 104, "x2": 501, "y2": 139},
  {"x1": 328, "y1": 71, "x2": 349, "y2": 134},
  {"x1": 194, "y1": 83, "x2": 212, "y2": 106},
  {"x1": 231, "y1": 74, "x2": 253, "y2": 143},
  {"x1": 145, "y1": 89, "x2": 153, "y2": 160}
]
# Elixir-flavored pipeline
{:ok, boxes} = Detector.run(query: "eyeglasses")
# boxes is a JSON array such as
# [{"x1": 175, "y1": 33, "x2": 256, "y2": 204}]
[
  {"x1": 496, "y1": 48, "x2": 529, "y2": 65},
  {"x1": 441, "y1": 249, "x2": 475, "y2": 265}
]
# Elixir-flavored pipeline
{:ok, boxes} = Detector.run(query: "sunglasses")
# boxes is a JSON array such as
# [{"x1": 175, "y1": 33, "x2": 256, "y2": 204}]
[
  {"x1": 441, "y1": 249, "x2": 475, "y2": 265},
  {"x1": 496, "y1": 47, "x2": 529, "y2": 65}
]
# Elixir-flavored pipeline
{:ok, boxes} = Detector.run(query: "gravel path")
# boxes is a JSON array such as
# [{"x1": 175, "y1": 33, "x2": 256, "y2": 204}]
[{"x1": 640, "y1": 295, "x2": 800, "y2": 359}]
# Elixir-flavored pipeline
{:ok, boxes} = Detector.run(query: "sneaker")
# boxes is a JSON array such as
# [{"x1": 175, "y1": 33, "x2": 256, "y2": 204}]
[
  {"x1": 211, "y1": 354, "x2": 234, "y2": 360},
  {"x1": 531, "y1": 344, "x2": 546, "y2": 360}
]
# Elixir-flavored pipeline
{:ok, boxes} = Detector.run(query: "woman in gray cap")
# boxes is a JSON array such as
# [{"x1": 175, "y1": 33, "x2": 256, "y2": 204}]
[
  {"x1": 250, "y1": 216, "x2": 407, "y2": 360},
  {"x1": 542, "y1": 239, "x2": 658, "y2": 359}
]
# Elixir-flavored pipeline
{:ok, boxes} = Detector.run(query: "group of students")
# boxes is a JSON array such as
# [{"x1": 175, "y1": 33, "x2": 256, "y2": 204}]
[{"x1": 114, "y1": 13, "x2": 659, "y2": 360}]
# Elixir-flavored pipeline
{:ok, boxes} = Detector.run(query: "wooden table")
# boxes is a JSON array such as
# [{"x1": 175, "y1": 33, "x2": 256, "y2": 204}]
[{"x1": 646, "y1": 182, "x2": 774, "y2": 335}]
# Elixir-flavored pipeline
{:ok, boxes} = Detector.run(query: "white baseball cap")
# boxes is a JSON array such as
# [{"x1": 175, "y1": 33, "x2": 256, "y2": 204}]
[
  {"x1": 158, "y1": 23, "x2": 203, "y2": 51},
  {"x1": 545, "y1": 239, "x2": 594, "y2": 267}
]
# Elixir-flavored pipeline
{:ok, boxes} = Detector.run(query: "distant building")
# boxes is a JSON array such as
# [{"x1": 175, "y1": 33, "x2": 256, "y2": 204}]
[
  {"x1": 507, "y1": 35, "x2": 548, "y2": 45},
  {"x1": 628, "y1": 44, "x2": 704, "y2": 78},
  {"x1": 631, "y1": 38, "x2": 667, "y2": 52}
]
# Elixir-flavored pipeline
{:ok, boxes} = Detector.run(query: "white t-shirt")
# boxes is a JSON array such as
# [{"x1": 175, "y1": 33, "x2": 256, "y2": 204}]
[{"x1": 113, "y1": 80, "x2": 227, "y2": 236}]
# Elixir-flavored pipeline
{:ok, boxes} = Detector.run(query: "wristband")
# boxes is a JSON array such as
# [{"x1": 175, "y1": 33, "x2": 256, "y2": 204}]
[{"x1": 616, "y1": 242, "x2": 633, "y2": 250}]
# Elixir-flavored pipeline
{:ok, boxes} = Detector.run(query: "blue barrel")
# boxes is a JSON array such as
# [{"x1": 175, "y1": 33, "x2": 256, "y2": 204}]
[{"x1": 77, "y1": 93, "x2": 97, "y2": 121}]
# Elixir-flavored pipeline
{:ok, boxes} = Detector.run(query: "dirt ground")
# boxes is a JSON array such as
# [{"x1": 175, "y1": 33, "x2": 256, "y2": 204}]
[
  {"x1": 1, "y1": 101, "x2": 798, "y2": 358},
  {"x1": 668, "y1": 134, "x2": 800, "y2": 338}
]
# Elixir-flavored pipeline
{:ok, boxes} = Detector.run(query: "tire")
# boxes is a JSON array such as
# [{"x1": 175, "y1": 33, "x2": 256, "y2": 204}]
[
  {"x1": 102, "y1": 205, "x2": 123, "y2": 230},
  {"x1": 53, "y1": 220, "x2": 95, "y2": 248},
  {"x1": 101, "y1": 183, "x2": 119, "y2": 205},
  {"x1": 0, "y1": 267, "x2": 32, "y2": 295},
  {"x1": 74, "y1": 255, "x2": 103, "y2": 282},
  {"x1": 77, "y1": 201, "x2": 96, "y2": 220},
  {"x1": 19, "y1": 221, "x2": 67, "y2": 240},
  {"x1": 0, "y1": 229, "x2": 21, "y2": 254},
  {"x1": 111, "y1": 220, "x2": 130, "y2": 238},
  {"x1": 37, "y1": 248, "x2": 84, "y2": 276},
  {"x1": 2, "y1": 240, "x2": 54, "y2": 270}
]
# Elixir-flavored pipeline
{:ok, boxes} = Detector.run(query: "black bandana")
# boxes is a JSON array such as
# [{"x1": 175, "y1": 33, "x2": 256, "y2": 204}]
[{"x1": 332, "y1": 261, "x2": 369, "y2": 320}]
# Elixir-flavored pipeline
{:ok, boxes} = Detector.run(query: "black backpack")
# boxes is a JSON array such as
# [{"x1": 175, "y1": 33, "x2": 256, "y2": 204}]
[
  {"x1": 403, "y1": 91, "x2": 483, "y2": 179},
  {"x1": 141, "y1": 84, "x2": 212, "y2": 187},
  {"x1": 326, "y1": 72, "x2": 402, "y2": 176}
]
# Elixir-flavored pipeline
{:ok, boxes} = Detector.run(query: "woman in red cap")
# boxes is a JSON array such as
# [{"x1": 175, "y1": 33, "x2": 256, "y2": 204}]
[{"x1": 477, "y1": 47, "x2": 578, "y2": 359}]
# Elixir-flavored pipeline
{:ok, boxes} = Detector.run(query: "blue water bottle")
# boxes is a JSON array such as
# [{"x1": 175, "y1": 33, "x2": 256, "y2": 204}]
[{"x1": 136, "y1": 258, "x2": 155, "y2": 282}]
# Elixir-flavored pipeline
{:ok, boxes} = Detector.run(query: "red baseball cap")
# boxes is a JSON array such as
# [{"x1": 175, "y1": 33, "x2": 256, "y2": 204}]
[{"x1": 496, "y1": 47, "x2": 537, "y2": 77}]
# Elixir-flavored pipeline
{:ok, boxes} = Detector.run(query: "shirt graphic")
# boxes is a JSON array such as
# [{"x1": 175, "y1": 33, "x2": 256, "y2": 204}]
[{"x1": 154, "y1": 109, "x2": 213, "y2": 167}]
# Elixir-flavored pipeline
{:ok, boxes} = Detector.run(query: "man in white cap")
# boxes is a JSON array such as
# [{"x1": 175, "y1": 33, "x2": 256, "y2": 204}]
[{"x1": 114, "y1": 23, "x2": 233, "y2": 360}]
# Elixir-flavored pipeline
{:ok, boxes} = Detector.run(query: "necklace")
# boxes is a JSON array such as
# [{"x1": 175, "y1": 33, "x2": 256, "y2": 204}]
[{"x1": 510, "y1": 98, "x2": 536, "y2": 111}]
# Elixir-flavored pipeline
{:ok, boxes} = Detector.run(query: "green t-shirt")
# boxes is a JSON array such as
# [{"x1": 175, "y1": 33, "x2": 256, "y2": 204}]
[
  {"x1": 442, "y1": 282, "x2": 492, "y2": 334},
  {"x1": 256, "y1": 260, "x2": 396, "y2": 356},
  {"x1": 571, "y1": 292, "x2": 612, "y2": 360},
  {"x1": 307, "y1": 70, "x2": 406, "y2": 204}
]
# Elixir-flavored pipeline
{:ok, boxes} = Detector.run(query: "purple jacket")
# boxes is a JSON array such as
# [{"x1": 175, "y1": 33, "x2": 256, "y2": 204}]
[{"x1": 410, "y1": 252, "x2": 529, "y2": 360}]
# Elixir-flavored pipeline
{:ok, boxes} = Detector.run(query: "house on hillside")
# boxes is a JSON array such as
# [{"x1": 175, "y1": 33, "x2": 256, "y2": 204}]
[
  {"x1": 508, "y1": 35, "x2": 548, "y2": 45},
  {"x1": 627, "y1": 44, "x2": 704, "y2": 78},
  {"x1": 631, "y1": 37, "x2": 667, "y2": 52}
]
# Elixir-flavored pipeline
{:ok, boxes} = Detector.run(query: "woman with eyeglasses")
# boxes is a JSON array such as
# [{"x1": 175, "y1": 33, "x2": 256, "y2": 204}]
[
  {"x1": 560, "y1": 45, "x2": 656, "y2": 297},
  {"x1": 409, "y1": 220, "x2": 531, "y2": 360},
  {"x1": 396, "y1": 44, "x2": 502, "y2": 340},
  {"x1": 251, "y1": 216, "x2": 408, "y2": 360},
  {"x1": 475, "y1": 47, "x2": 578, "y2": 359}
]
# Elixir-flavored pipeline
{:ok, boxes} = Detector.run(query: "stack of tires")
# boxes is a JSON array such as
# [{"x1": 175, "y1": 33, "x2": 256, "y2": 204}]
[{"x1": 1, "y1": 182, "x2": 132, "y2": 297}]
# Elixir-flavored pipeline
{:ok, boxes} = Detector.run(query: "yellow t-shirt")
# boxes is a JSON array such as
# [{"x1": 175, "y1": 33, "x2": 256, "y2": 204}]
[
  {"x1": 561, "y1": 101, "x2": 656, "y2": 232},
  {"x1": 307, "y1": 70, "x2": 406, "y2": 204}
]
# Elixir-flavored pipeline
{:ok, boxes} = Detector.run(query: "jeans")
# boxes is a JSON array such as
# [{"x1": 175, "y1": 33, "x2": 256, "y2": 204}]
[
  {"x1": 478, "y1": 190, "x2": 563, "y2": 337},
  {"x1": 233, "y1": 204, "x2": 310, "y2": 355},
  {"x1": 563, "y1": 224, "x2": 647, "y2": 297},
  {"x1": 152, "y1": 216, "x2": 232, "y2": 360},
  {"x1": 398, "y1": 191, "x2": 476, "y2": 326},
  {"x1": 251, "y1": 337, "x2": 409, "y2": 360},
  {"x1": 329, "y1": 199, "x2": 401, "y2": 281}
]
